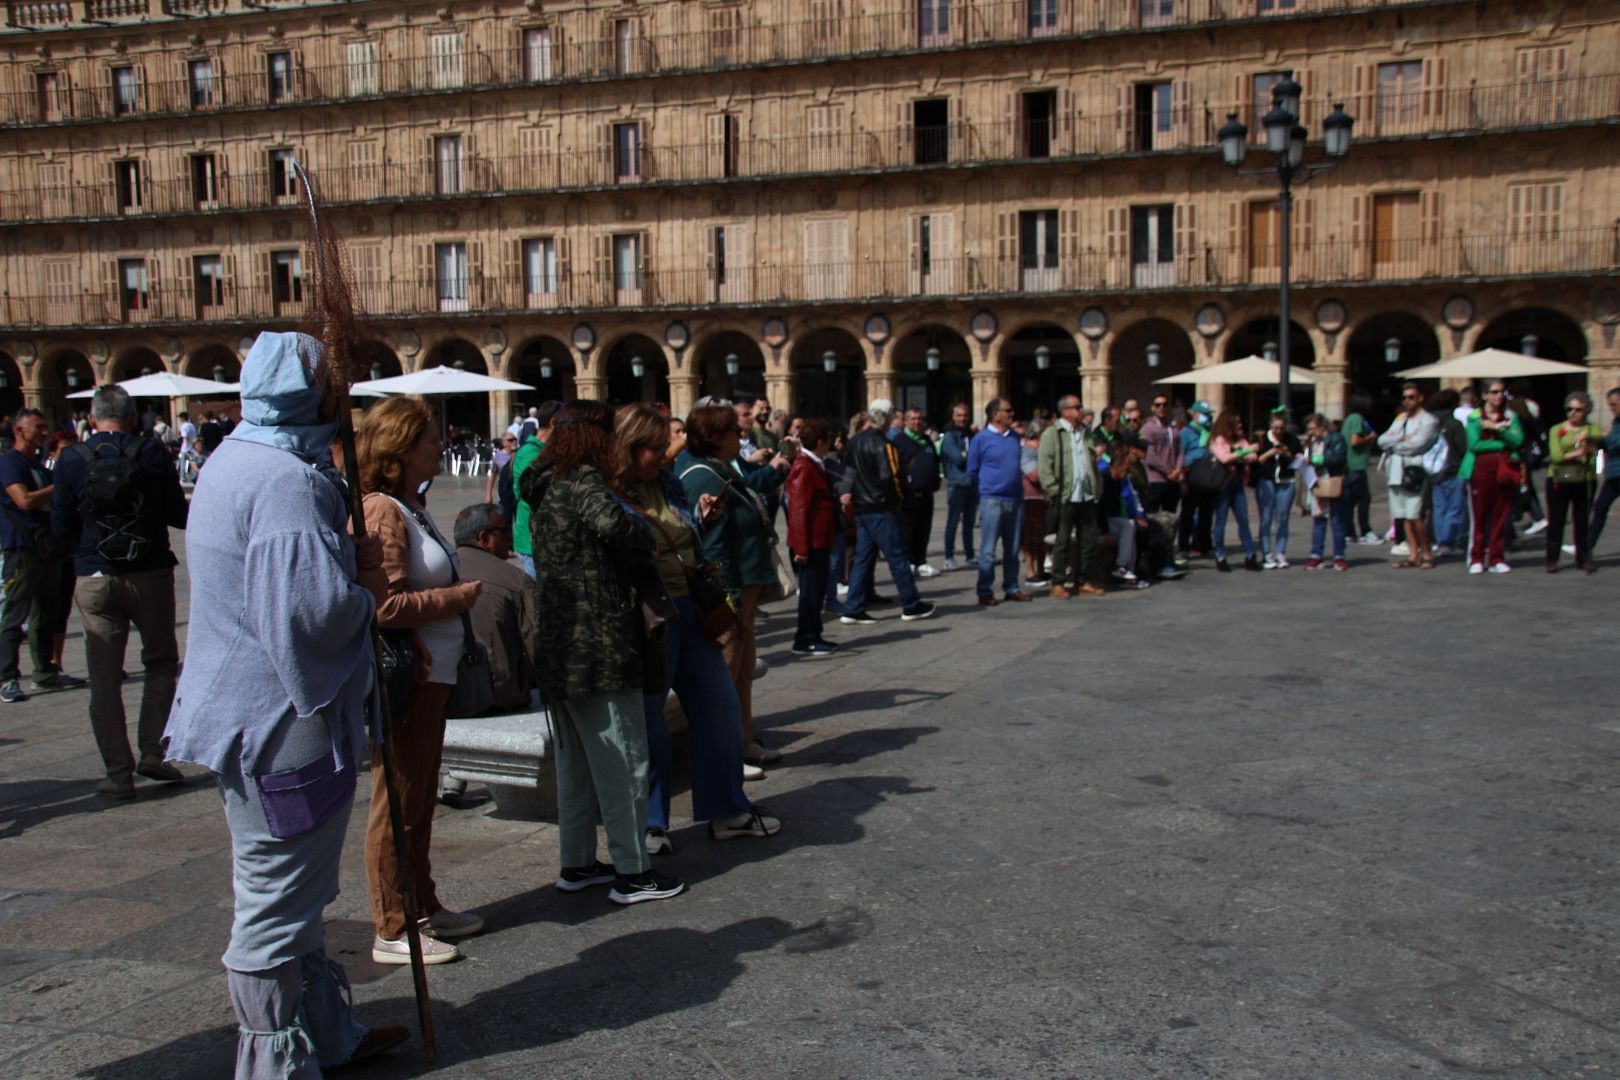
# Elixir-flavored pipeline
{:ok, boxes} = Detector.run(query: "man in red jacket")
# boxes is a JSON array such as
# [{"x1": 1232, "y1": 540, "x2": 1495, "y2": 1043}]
[{"x1": 784, "y1": 417, "x2": 840, "y2": 658}]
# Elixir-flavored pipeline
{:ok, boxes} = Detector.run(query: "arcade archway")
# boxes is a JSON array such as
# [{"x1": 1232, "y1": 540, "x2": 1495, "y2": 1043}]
[{"x1": 892, "y1": 325, "x2": 971, "y2": 428}]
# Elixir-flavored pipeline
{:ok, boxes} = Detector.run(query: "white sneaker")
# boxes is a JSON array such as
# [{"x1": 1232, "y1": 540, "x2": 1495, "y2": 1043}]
[
  {"x1": 1468, "y1": 562, "x2": 1485, "y2": 575},
  {"x1": 915, "y1": 563, "x2": 939, "y2": 578},
  {"x1": 1262, "y1": 554, "x2": 1278, "y2": 569},
  {"x1": 1524, "y1": 519, "x2": 1549, "y2": 536},
  {"x1": 1274, "y1": 556, "x2": 1289, "y2": 569},
  {"x1": 942, "y1": 558, "x2": 959, "y2": 571},
  {"x1": 835, "y1": 583, "x2": 849, "y2": 600},
  {"x1": 1489, "y1": 562, "x2": 1512, "y2": 574},
  {"x1": 1562, "y1": 544, "x2": 1577, "y2": 555},
  {"x1": 743, "y1": 762, "x2": 766, "y2": 782},
  {"x1": 1390, "y1": 542, "x2": 1410, "y2": 558},
  {"x1": 373, "y1": 933, "x2": 459, "y2": 965},
  {"x1": 1358, "y1": 532, "x2": 1382, "y2": 545}
]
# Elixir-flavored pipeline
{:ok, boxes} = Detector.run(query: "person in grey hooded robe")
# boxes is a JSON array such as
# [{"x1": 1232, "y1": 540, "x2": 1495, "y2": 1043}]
[{"x1": 165, "y1": 330, "x2": 408, "y2": 1077}]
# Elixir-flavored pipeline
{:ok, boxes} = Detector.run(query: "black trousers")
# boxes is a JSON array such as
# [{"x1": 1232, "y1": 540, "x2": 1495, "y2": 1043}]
[
  {"x1": 1545, "y1": 479, "x2": 1591, "y2": 564},
  {"x1": 1049, "y1": 501, "x2": 1102, "y2": 587},
  {"x1": 903, "y1": 493, "x2": 934, "y2": 567},
  {"x1": 1177, "y1": 488, "x2": 1215, "y2": 553},
  {"x1": 1347, "y1": 470, "x2": 1373, "y2": 537}
]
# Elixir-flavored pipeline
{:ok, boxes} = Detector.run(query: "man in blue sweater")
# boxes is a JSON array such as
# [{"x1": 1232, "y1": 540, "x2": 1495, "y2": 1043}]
[{"x1": 967, "y1": 397, "x2": 1030, "y2": 605}]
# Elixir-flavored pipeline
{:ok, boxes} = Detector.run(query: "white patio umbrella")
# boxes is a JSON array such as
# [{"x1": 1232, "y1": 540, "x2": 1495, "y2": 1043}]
[
  {"x1": 1153, "y1": 355, "x2": 1322, "y2": 387},
  {"x1": 349, "y1": 365, "x2": 533, "y2": 395},
  {"x1": 67, "y1": 371, "x2": 241, "y2": 399},
  {"x1": 1395, "y1": 347, "x2": 1587, "y2": 380}
]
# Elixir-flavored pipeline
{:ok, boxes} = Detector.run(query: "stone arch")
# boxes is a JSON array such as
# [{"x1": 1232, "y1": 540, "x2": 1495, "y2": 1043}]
[
  {"x1": 1224, "y1": 316, "x2": 1317, "y2": 421},
  {"x1": 184, "y1": 343, "x2": 241, "y2": 386},
  {"x1": 111, "y1": 346, "x2": 164, "y2": 383},
  {"x1": 891, "y1": 324, "x2": 972, "y2": 427},
  {"x1": 358, "y1": 341, "x2": 403, "y2": 382},
  {"x1": 1110, "y1": 318, "x2": 1197, "y2": 413},
  {"x1": 41, "y1": 348, "x2": 94, "y2": 427},
  {"x1": 1344, "y1": 311, "x2": 1442, "y2": 430},
  {"x1": 1000, "y1": 322, "x2": 1080, "y2": 422},
  {"x1": 509, "y1": 335, "x2": 576, "y2": 406},
  {"x1": 691, "y1": 329, "x2": 767, "y2": 401},
  {"x1": 601, "y1": 332, "x2": 669, "y2": 406},
  {"x1": 787, "y1": 325, "x2": 867, "y2": 424},
  {"x1": 1475, "y1": 305, "x2": 1589, "y2": 408}
]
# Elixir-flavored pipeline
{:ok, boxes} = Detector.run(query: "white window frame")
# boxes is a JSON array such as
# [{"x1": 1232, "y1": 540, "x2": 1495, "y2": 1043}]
[{"x1": 437, "y1": 242, "x2": 469, "y2": 311}]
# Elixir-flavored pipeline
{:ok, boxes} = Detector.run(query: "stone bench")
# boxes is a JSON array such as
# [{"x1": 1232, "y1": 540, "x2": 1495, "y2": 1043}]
[{"x1": 441, "y1": 693, "x2": 687, "y2": 821}]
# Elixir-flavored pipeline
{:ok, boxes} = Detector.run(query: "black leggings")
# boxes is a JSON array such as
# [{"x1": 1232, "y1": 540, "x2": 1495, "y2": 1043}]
[{"x1": 1545, "y1": 479, "x2": 1591, "y2": 564}]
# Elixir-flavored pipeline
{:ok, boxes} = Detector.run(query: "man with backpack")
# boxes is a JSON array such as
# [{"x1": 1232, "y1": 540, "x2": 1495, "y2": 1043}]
[
  {"x1": 51, "y1": 385, "x2": 189, "y2": 799},
  {"x1": 0, "y1": 409, "x2": 81, "y2": 703}
]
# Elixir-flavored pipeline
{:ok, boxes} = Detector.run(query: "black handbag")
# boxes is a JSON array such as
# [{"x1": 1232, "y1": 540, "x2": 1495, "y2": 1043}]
[
  {"x1": 1398, "y1": 463, "x2": 1428, "y2": 494},
  {"x1": 375, "y1": 627, "x2": 415, "y2": 728},
  {"x1": 1187, "y1": 455, "x2": 1229, "y2": 495},
  {"x1": 630, "y1": 562, "x2": 676, "y2": 695}
]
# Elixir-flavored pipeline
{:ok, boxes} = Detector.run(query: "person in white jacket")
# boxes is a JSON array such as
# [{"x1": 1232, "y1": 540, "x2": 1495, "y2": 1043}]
[{"x1": 1377, "y1": 381, "x2": 1441, "y2": 569}]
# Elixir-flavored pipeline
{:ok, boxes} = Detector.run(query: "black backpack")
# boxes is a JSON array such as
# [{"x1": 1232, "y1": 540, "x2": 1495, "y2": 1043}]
[{"x1": 71, "y1": 438, "x2": 149, "y2": 565}]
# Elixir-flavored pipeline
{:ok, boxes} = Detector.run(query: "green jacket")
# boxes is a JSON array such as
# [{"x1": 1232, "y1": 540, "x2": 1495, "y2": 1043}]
[
  {"x1": 522, "y1": 461, "x2": 654, "y2": 701},
  {"x1": 1548, "y1": 420, "x2": 1602, "y2": 484},
  {"x1": 1459, "y1": 409, "x2": 1525, "y2": 481},
  {"x1": 1037, "y1": 421, "x2": 1099, "y2": 503},
  {"x1": 510, "y1": 435, "x2": 544, "y2": 556},
  {"x1": 676, "y1": 451, "x2": 777, "y2": 598}
]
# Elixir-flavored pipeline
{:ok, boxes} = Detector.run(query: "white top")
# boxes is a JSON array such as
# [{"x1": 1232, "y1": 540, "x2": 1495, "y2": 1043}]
[
  {"x1": 179, "y1": 420, "x2": 197, "y2": 453},
  {"x1": 1060, "y1": 418, "x2": 1093, "y2": 503},
  {"x1": 389, "y1": 496, "x2": 463, "y2": 686}
]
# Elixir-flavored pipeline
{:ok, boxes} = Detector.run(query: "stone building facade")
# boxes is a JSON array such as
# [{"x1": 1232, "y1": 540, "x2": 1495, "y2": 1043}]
[{"x1": 0, "y1": 0, "x2": 1616, "y2": 434}]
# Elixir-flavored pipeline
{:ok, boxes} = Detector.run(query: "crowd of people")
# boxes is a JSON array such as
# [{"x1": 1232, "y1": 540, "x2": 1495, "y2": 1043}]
[{"x1": 5, "y1": 317, "x2": 1615, "y2": 1077}]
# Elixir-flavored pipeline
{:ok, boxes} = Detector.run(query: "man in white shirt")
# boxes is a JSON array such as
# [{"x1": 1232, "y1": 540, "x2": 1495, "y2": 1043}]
[{"x1": 176, "y1": 411, "x2": 200, "y2": 482}]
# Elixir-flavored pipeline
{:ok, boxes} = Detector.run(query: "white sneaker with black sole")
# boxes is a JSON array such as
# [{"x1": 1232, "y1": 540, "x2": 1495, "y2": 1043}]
[
  {"x1": 609, "y1": 870, "x2": 687, "y2": 905},
  {"x1": 899, "y1": 601, "x2": 935, "y2": 621},
  {"x1": 555, "y1": 860, "x2": 617, "y2": 892}
]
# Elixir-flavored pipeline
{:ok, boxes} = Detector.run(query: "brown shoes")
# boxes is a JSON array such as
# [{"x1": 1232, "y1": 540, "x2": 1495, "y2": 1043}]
[
  {"x1": 977, "y1": 595, "x2": 1000, "y2": 607},
  {"x1": 1003, "y1": 591, "x2": 1033, "y2": 602},
  {"x1": 1050, "y1": 584, "x2": 1076, "y2": 599},
  {"x1": 1077, "y1": 583, "x2": 1106, "y2": 597}
]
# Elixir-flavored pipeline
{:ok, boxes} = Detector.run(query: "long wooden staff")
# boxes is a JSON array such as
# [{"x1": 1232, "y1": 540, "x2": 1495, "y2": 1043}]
[{"x1": 294, "y1": 160, "x2": 437, "y2": 1062}]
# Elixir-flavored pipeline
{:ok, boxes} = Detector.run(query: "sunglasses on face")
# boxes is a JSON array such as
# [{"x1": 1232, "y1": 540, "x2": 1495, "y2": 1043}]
[{"x1": 1151, "y1": 401, "x2": 1167, "y2": 408}]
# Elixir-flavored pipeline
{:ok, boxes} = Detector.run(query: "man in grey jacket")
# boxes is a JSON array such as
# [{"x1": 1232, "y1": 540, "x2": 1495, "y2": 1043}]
[{"x1": 1376, "y1": 381, "x2": 1441, "y2": 567}]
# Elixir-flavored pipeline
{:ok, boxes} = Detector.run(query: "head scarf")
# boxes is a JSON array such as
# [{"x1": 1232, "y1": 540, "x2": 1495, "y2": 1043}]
[{"x1": 228, "y1": 331, "x2": 337, "y2": 463}]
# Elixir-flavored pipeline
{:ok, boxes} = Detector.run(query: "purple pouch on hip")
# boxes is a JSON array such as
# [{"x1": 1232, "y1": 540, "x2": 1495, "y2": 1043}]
[{"x1": 254, "y1": 743, "x2": 356, "y2": 840}]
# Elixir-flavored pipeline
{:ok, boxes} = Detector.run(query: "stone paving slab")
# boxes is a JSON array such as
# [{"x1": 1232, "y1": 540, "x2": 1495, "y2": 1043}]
[{"x1": 2, "y1": 475, "x2": 1618, "y2": 1077}]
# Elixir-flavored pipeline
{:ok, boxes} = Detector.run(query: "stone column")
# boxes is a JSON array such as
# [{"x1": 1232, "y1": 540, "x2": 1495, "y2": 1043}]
[
  {"x1": 764, "y1": 368, "x2": 794, "y2": 417},
  {"x1": 668, "y1": 374, "x2": 698, "y2": 418},
  {"x1": 573, "y1": 350, "x2": 604, "y2": 401},
  {"x1": 1589, "y1": 355, "x2": 1620, "y2": 399},
  {"x1": 489, "y1": 389, "x2": 514, "y2": 438}
]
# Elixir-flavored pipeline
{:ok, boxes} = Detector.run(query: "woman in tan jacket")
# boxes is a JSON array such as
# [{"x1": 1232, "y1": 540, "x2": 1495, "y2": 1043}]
[{"x1": 357, "y1": 397, "x2": 484, "y2": 965}]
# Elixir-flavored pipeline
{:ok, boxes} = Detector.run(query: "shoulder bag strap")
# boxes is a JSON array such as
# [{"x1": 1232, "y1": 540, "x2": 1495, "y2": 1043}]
[{"x1": 393, "y1": 495, "x2": 479, "y2": 656}]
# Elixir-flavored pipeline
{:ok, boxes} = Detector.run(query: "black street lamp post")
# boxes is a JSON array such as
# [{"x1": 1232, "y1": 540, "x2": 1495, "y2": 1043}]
[{"x1": 1218, "y1": 82, "x2": 1354, "y2": 418}]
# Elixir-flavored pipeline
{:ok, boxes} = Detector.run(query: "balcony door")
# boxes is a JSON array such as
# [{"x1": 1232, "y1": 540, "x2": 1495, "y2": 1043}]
[
  {"x1": 1019, "y1": 209, "x2": 1058, "y2": 292},
  {"x1": 1131, "y1": 205, "x2": 1176, "y2": 287},
  {"x1": 1372, "y1": 192, "x2": 1420, "y2": 278}
]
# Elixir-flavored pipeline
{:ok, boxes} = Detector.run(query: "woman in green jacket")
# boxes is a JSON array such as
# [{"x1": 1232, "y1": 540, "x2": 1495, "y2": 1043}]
[
  {"x1": 523, "y1": 400, "x2": 684, "y2": 905},
  {"x1": 675, "y1": 404, "x2": 784, "y2": 775},
  {"x1": 1460, "y1": 381, "x2": 1525, "y2": 574},
  {"x1": 1544, "y1": 391, "x2": 1602, "y2": 573}
]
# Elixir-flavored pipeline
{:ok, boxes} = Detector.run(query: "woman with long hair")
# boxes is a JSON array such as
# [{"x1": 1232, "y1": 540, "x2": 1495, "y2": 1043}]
[
  {"x1": 1460, "y1": 380, "x2": 1525, "y2": 574},
  {"x1": 356, "y1": 397, "x2": 486, "y2": 962},
  {"x1": 525, "y1": 400, "x2": 685, "y2": 903},
  {"x1": 1302, "y1": 413, "x2": 1350, "y2": 571},
  {"x1": 615, "y1": 404, "x2": 781, "y2": 858},
  {"x1": 1207, "y1": 409, "x2": 1259, "y2": 572}
]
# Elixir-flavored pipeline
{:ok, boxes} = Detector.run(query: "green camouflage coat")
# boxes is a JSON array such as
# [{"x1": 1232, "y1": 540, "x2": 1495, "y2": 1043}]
[{"x1": 522, "y1": 460, "x2": 654, "y2": 702}]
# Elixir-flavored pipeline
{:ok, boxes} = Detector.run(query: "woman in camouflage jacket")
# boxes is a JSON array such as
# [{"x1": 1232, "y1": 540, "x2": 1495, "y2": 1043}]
[{"x1": 520, "y1": 400, "x2": 685, "y2": 904}]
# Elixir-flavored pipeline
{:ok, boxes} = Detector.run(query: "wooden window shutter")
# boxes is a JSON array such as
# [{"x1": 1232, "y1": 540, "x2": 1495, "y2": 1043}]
[
  {"x1": 1059, "y1": 208, "x2": 1077, "y2": 286},
  {"x1": 1227, "y1": 201, "x2": 1245, "y2": 282},
  {"x1": 253, "y1": 249, "x2": 271, "y2": 300},
  {"x1": 1349, "y1": 194, "x2": 1368, "y2": 276},
  {"x1": 996, "y1": 210, "x2": 1014, "y2": 265},
  {"x1": 732, "y1": 223, "x2": 750, "y2": 297},
  {"x1": 223, "y1": 253, "x2": 237, "y2": 308},
  {"x1": 933, "y1": 212, "x2": 955, "y2": 291},
  {"x1": 1352, "y1": 64, "x2": 1376, "y2": 134},
  {"x1": 147, "y1": 256, "x2": 161, "y2": 313},
  {"x1": 592, "y1": 234, "x2": 611, "y2": 299},
  {"x1": 1232, "y1": 73, "x2": 1248, "y2": 127},
  {"x1": 556, "y1": 236, "x2": 572, "y2": 282},
  {"x1": 597, "y1": 122, "x2": 612, "y2": 182},
  {"x1": 896, "y1": 100, "x2": 913, "y2": 163},
  {"x1": 1174, "y1": 203, "x2": 1196, "y2": 259},
  {"x1": 506, "y1": 238, "x2": 522, "y2": 294},
  {"x1": 1105, "y1": 207, "x2": 1125, "y2": 260},
  {"x1": 1421, "y1": 57, "x2": 1447, "y2": 123},
  {"x1": 102, "y1": 258, "x2": 120, "y2": 317},
  {"x1": 1172, "y1": 79, "x2": 1190, "y2": 146},
  {"x1": 640, "y1": 228, "x2": 655, "y2": 301},
  {"x1": 468, "y1": 240, "x2": 485, "y2": 306},
  {"x1": 907, "y1": 214, "x2": 922, "y2": 273},
  {"x1": 706, "y1": 113, "x2": 726, "y2": 177},
  {"x1": 1059, "y1": 88, "x2": 1075, "y2": 154},
  {"x1": 1294, "y1": 197, "x2": 1314, "y2": 278},
  {"x1": 1005, "y1": 92, "x2": 1019, "y2": 155},
  {"x1": 1420, "y1": 191, "x2": 1442, "y2": 244},
  {"x1": 704, "y1": 225, "x2": 717, "y2": 283},
  {"x1": 1113, "y1": 84, "x2": 1133, "y2": 152},
  {"x1": 1295, "y1": 69, "x2": 1313, "y2": 127}
]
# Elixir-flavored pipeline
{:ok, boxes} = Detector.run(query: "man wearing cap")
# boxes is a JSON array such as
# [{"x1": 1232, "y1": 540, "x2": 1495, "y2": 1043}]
[
  {"x1": 1038, "y1": 394, "x2": 1105, "y2": 598},
  {"x1": 1178, "y1": 401, "x2": 1216, "y2": 557},
  {"x1": 1140, "y1": 394, "x2": 1183, "y2": 514}
]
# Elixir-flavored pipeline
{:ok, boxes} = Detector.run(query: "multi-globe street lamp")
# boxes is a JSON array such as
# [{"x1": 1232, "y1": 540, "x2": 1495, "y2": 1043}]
[{"x1": 1217, "y1": 80, "x2": 1354, "y2": 418}]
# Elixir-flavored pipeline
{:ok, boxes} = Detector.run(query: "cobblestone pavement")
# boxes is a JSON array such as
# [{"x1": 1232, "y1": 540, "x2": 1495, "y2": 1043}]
[{"x1": 1, "y1": 476, "x2": 1617, "y2": 1078}]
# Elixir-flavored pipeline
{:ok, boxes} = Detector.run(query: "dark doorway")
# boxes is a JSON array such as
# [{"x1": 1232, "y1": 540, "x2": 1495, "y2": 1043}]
[{"x1": 914, "y1": 99, "x2": 949, "y2": 165}]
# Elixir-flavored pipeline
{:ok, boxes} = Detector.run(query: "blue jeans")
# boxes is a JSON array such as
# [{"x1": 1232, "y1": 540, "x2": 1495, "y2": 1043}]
[
  {"x1": 1590, "y1": 477, "x2": 1620, "y2": 551},
  {"x1": 642, "y1": 598, "x2": 751, "y2": 829},
  {"x1": 520, "y1": 553, "x2": 536, "y2": 579},
  {"x1": 1310, "y1": 492, "x2": 1348, "y2": 560},
  {"x1": 795, "y1": 548, "x2": 831, "y2": 648},
  {"x1": 1255, "y1": 479, "x2": 1296, "y2": 557},
  {"x1": 840, "y1": 512, "x2": 921, "y2": 613},
  {"x1": 944, "y1": 484, "x2": 978, "y2": 560},
  {"x1": 1213, "y1": 481, "x2": 1255, "y2": 560},
  {"x1": 1431, "y1": 475, "x2": 1468, "y2": 547},
  {"x1": 976, "y1": 496, "x2": 1024, "y2": 596}
]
